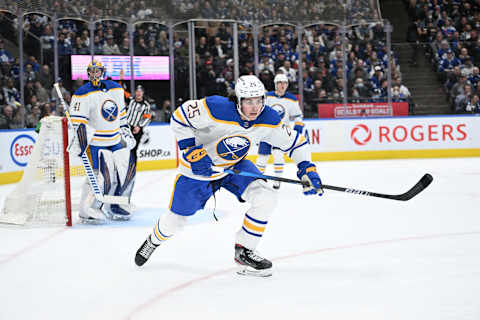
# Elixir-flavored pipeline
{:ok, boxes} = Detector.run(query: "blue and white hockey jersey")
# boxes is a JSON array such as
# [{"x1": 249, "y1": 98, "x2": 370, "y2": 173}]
[
  {"x1": 69, "y1": 80, "x2": 127, "y2": 147},
  {"x1": 265, "y1": 91, "x2": 303, "y2": 126},
  {"x1": 171, "y1": 95, "x2": 310, "y2": 181}
]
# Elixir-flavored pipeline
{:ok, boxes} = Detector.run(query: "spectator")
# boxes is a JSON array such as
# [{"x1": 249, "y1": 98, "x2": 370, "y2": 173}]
[
  {"x1": 455, "y1": 83, "x2": 473, "y2": 113},
  {"x1": 119, "y1": 37, "x2": 130, "y2": 55},
  {"x1": 0, "y1": 105, "x2": 14, "y2": 129},
  {"x1": 24, "y1": 79, "x2": 36, "y2": 105},
  {"x1": 103, "y1": 35, "x2": 121, "y2": 55},
  {"x1": 26, "y1": 103, "x2": 41, "y2": 128},
  {"x1": 3, "y1": 78, "x2": 19, "y2": 107},
  {"x1": 0, "y1": 39, "x2": 14, "y2": 65},
  {"x1": 278, "y1": 60, "x2": 297, "y2": 85},
  {"x1": 258, "y1": 55, "x2": 275, "y2": 74},
  {"x1": 38, "y1": 65, "x2": 54, "y2": 89},
  {"x1": 156, "y1": 99, "x2": 172, "y2": 122},
  {"x1": 134, "y1": 37, "x2": 148, "y2": 56},
  {"x1": 58, "y1": 32, "x2": 73, "y2": 56},
  {"x1": 34, "y1": 80, "x2": 50, "y2": 104},
  {"x1": 465, "y1": 94, "x2": 480, "y2": 113},
  {"x1": 93, "y1": 35, "x2": 104, "y2": 55}
]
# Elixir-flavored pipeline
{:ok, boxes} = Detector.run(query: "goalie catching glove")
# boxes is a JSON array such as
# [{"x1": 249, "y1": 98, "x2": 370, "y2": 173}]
[
  {"x1": 68, "y1": 123, "x2": 94, "y2": 156},
  {"x1": 183, "y1": 145, "x2": 213, "y2": 176},
  {"x1": 297, "y1": 161, "x2": 323, "y2": 196},
  {"x1": 121, "y1": 126, "x2": 136, "y2": 150}
]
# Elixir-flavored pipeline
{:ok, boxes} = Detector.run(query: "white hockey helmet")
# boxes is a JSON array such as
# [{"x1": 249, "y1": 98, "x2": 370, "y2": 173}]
[
  {"x1": 274, "y1": 73, "x2": 289, "y2": 91},
  {"x1": 235, "y1": 75, "x2": 266, "y2": 119}
]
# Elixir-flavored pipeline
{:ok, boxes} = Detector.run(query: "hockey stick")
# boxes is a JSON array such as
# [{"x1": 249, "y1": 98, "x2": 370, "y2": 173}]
[
  {"x1": 212, "y1": 166, "x2": 433, "y2": 201},
  {"x1": 53, "y1": 83, "x2": 129, "y2": 205}
]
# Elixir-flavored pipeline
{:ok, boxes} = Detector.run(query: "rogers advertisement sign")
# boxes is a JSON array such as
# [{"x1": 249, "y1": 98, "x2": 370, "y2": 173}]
[
  {"x1": 349, "y1": 122, "x2": 467, "y2": 147},
  {"x1": 317, "y1": 102, "x2": 409, "y2": 118},
  {"x1": 305, "y1": 116, "x2": 480, "y2": 153}
]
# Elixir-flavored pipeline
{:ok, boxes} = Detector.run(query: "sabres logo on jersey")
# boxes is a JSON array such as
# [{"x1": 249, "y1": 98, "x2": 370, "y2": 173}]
[
  {"x1": 216, "y1": 135, "x2": 251, "y2": 161},
  {"x1": 271, "y1": 104, "x2": 286, "y2": 120},
  {"x1": 101, "y1": 99, "x2": 118, "y2": 122}
]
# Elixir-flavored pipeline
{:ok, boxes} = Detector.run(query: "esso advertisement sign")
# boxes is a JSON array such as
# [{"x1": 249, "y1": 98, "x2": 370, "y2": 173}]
[
  {"x1": 10, "y1": 134, "x2": 35, "y2": 166},
  {"x1": 305, "y1": 116, "x2": 480, "y2": 152}
]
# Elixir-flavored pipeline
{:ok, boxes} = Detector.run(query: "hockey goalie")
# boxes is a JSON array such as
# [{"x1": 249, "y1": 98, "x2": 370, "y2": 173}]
[{"x1": 69, "y1": 60, "x2": 136, "y2": 224}]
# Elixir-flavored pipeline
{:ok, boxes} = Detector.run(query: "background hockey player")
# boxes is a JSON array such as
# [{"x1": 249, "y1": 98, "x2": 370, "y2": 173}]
[
  {"x1": 135, "y1": 75, "x2": 323, "y2": 277},
  {"x1": 256, "y1": 73, "x2": 305, "y2": 189},
  {"x1": 69, "y1": 60, "x2": 136, "y2": 223}
]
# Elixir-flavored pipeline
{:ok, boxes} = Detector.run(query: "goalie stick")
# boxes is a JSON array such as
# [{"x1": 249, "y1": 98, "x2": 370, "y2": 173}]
[
  {"x1": 212, "y1": 166, "x2": 433, "y2": 201},
  {"x1": 53, "y1": 83, "x2": 129, "y2": 205}
]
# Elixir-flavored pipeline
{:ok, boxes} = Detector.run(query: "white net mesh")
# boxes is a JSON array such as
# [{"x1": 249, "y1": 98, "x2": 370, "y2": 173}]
[{"x1": 0, "y1": 116, "x2": 83, "y2": 226}]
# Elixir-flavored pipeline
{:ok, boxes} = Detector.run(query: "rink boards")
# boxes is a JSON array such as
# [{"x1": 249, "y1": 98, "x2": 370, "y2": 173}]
[{"x1": 0, "y1": 115, "x2": 479, "y2": 185}]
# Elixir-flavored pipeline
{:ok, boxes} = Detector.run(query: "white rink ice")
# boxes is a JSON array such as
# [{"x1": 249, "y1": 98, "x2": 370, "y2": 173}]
[{"x1": 1, "y1": 157, "x2": 480, "y2": 320}]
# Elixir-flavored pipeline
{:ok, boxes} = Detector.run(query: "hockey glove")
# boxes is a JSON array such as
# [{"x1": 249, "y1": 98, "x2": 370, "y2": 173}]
[
  {"x1": 120, "y1": 126, "x2": 136, "y2": 150},
  {"x1": 297, "y1": 161, "x2": 323, "y2": 196},
  {"x1": 183, "y1": 145, "x2": 214, "y2": 177},
  {"x1": 293, "y1": 122, "x2": 305, "y2": 134},
  {"x1": 68, "y1": 123, "x2": 90, "y2": 157}
]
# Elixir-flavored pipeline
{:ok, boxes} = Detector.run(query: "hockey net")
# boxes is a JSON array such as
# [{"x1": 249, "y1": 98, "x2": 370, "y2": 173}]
[{"x1": 0, "y1": 116, "x2": 84, "y2": 226}]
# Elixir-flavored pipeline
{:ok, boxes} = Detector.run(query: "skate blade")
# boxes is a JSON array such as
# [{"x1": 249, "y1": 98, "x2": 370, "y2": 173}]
[
  {"x1": 79, "y1": 217, "x2": 107, "y2": 225},
  {"x1": 110, "y1": 214, "x2": 131, "y2": 221},
  {"x1": 236, "y1": 265, "x2": 272, "y2": 277}
]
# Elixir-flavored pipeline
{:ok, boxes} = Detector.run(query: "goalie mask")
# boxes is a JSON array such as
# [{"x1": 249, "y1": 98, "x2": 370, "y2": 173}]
[
  {"x1": 87, "y1": 60, "x2": 105, "y2": 87},
  {"x1": 234, "y1": 75, "x2": 266, "y2": 120}
]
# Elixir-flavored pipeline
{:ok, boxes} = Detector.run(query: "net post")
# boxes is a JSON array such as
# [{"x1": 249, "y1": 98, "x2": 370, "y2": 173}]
[{"x1": 62, "y1": 117, "x2": 72, "y2": 227}]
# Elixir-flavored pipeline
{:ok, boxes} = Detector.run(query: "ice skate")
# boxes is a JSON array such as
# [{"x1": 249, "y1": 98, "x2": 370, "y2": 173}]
[
  {"x1": 79, "y1": 207, "x2": 107, "y2": 224},
  {"x1": 272, "y1": 180, "x2": 281, "y2": 190},
  {"x1": 135, "y1": 235, "x2": 159, "y2": 266},
  {"x1": 234, "y1": 244, "x2": 272, "y2": 277},
  {"x1": 109, "y1": 204, "x2": 131, "y2": 221}
]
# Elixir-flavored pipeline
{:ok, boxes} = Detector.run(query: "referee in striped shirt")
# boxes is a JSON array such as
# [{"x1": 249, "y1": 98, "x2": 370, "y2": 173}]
[{"x1": 126, "y1": 85, "x2": 151, "y2": 162}]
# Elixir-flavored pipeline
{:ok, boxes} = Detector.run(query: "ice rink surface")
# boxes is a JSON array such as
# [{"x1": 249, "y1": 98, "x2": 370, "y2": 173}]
[{"x1": 0, "y1": 158, "x2": 479, "y2": 320}]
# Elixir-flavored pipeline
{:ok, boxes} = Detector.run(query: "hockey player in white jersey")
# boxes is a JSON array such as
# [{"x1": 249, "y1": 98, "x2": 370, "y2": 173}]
[
  {"x1": 256, "y1": 73, "x2": 305, "y2": 189},
  {"x1": 69, "y1": 60, "x2": 136, "y2": 224},
  {"x1": 135, "y1": 75, "x2": 323, "y2": 277}
]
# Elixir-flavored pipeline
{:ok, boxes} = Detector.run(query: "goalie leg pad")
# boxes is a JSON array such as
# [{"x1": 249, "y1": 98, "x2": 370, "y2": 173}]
[
  {"x1": 112, "y1": 147, "x2": 136, "y2": 198},
  {"x1": 236, "y1": 179, "x2": 277, "y2": 250},
  {"x1": 97, "y1": 149, "x2": 118, "y2": 219},
  {"x1": 108, "y1": 148, "x2": 137, "y2": 219},
  {"x1": 79, "y1": 178, "x2": 107, "y2": 224}
]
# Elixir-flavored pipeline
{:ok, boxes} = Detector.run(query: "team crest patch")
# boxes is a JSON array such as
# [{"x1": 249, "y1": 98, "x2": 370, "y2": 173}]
[
  {"x1": 101, "y1": 99, "x2": 118, "y2": 122},
  {"x1": 271, "y1": 104, "x2": 286, "y2": 119},
  {"x1": 216, "y1": 135, "x2": 251, "y2": 161}
]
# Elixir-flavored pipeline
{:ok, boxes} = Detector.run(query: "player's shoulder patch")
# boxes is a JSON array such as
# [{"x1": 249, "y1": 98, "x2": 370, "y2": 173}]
[
  {"x1": 265, "y1": 91, "x2": 276, "y2": 97},
  {"x1": 255, "y1": 105, "x2": 281, "y2": 126},
  {"x1": 103, "y1": 80, "x2": 122, "y2": 91},
  {"x1": 283, "y1": 92, "x2": 298, "y2": 101},
  {"x1": 73, "y1": 82, "x2": 95, "y2": 97},
  {"x1": 204, "y1": 95, "x2": 238, "y2": 121}
]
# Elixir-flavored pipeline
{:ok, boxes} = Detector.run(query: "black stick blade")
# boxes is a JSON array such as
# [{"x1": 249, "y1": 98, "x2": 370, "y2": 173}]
[{"x1": 393, "y1": 173, "x2": 433, "y2": 201}]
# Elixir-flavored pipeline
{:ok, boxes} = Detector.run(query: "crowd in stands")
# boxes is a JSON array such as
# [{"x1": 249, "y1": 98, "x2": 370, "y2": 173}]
[
  {"x1": 192, "y1": 21, "x2": 412, "y2": 117},
  {"x1": 407, "y1": 0, "x2": 480, "y2": 113},
  {"x1": 0, "y1": 0, "x2": 414, "y2": 129}
]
